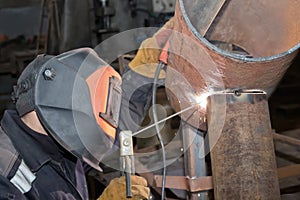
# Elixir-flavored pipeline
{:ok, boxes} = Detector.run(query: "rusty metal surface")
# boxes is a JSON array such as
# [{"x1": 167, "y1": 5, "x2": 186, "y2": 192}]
[
  {"x1": 207, "y1": 93, "x2": 280, "y2": 200},
  {"x1": 278, "y1": 165, "x2": 300, "y2": 180},
  {"x1": 183, "y1": 0, "x2": 226, "y2": 36},
  {"x1": 165, "y1": 0, "x2": 300, "y2": 130},
  {"x1": 153, "y1": 175, "x2": 213, "y2": 192},
  {"x1": 273, "y1": 133, "x2": 300, "y2": 147},
  {"x1": 274, "y1": 129, "x2": 300, "y2": 195},
  {"x1": 182, "y1": 125, "x2": 208, "y2": 199},
  {"x1": 179, "y1": 0, "x2": 300, "y2": 59},
  {"x1": 205, "y1": 0, "x2": 300, "y2": 58}
]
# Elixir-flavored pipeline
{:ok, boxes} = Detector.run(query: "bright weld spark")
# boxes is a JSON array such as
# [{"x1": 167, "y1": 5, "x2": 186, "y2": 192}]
[{"x1": 195, "y1": 93, "x2": 209, "y2": 109}]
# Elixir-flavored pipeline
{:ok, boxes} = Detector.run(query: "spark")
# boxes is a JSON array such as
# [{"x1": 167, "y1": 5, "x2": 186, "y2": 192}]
[{"x1": 195, "y1": 93, "x2": 209, "y2": 109}]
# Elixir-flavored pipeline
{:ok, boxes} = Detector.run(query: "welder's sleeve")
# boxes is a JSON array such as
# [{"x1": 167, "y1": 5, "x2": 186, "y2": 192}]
[
  {"x1": 118, "y1": 66, "x2": 158, "y2": 131},
  {"x1": 97, "y1": 175, "x2": 150, "y2": 200},
  {"x1": 118, "y1": 18, "x2": 174, "y2": 132}
]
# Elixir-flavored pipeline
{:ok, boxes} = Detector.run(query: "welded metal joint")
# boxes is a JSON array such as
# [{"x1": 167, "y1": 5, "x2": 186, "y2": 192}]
[{"x1": 223, "y1": 89, "x2": 267, "y2": 104}]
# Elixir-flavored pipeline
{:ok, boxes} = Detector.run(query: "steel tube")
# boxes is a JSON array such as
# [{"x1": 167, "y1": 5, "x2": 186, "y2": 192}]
[
  {"x1": 207, "y1": 92, "x2": 280, "y2": 199},
  {"x1": 182, "y1": 124, "x2": 208, "y2": 200},
  {"x1": 166, "y1": 0, "x2": 300, "y2": 130}
]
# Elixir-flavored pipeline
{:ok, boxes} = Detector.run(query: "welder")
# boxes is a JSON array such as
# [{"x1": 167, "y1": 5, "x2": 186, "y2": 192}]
[{"x1": 0, "y1": 48, "x2": 149, "y2": 199}]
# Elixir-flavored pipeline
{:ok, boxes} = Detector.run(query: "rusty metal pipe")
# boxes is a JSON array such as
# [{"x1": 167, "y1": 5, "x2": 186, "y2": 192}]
[
  {"x1": 207, "y1": 92, "x2": 280, "y2": 199},
  {"x1": 165, "y1": 0, "x2": 300, "y2": 130}
]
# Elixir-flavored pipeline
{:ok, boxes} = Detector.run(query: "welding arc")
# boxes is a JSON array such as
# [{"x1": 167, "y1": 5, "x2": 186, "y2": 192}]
[{"x1": 132, "y1": 104, "x2": 198, "y2": 137}]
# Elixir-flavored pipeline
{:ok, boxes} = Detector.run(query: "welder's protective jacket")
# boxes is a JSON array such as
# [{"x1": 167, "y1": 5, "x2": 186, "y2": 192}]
[{"x1": 0, "y1": 110, "x2": 89, "y2": 199}]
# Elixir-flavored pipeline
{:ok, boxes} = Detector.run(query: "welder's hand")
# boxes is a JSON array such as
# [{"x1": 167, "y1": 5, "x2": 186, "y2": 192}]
[
  {"x1": 98, "y1": 175, "x2": 150, "y2": 200},
  {"x1": 128, "y1": 17, "x2": 174, "y2": 79}
]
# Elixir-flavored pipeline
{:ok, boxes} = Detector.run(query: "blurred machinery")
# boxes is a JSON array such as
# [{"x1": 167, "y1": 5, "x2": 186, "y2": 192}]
[
  {"x1": 93, "y1": 0, "x2": 118, "y2": 42},
  {"x1": 151, "y1": 0, "x2": 176, "y2": 13},
  {"x1": 0, "y1": 0, "x2": 156, "y2": 117}
]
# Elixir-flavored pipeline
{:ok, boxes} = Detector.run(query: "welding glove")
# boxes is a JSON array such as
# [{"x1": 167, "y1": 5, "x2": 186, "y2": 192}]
[
  {"x1": 128, "y1": 17, "x2": 174, "y2": 79},
  {"x1": 97, "y1": 175, "x2": 150, "y2": 200}
]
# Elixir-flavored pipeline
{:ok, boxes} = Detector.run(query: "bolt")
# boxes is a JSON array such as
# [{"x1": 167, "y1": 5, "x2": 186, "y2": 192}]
[
  {"x1": 21, "y1": 82, "x2": 27, "y2": 90},
  {"x1": 43, "y1": 68, "x2": 56, "y2": 80},
  {"x1": 44, "y1": 69, "x2": 51, "y2": 76},
  {"x1": 123, "y1": 139, "x2": 130, "y2": 146},
  {"x1": 234, "y1": 90, "x2": 241, "y2": 96}
]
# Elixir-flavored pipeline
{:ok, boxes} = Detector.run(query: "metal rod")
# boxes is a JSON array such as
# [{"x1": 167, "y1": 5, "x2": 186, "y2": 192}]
[
  {"x1": 125, "y1": 169, "x2": 132, "y2": 197},
  {"x1": 132, "y1": 104, "x2": 198, "y2": 136},
  {"x1": 278, "y1": 164, "x2": 300, "y2": 179},
  {"x1": 36, "y1": 0, "x2": 45, "y2": 55},
  {"x1": 273, "y1": 133, "x2": 300, "y2": 147},
  {"x1": 53, "y1": 0, "x2": 61, "y2": 41}
]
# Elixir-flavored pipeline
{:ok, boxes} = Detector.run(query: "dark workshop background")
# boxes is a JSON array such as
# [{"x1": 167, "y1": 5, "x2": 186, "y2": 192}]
[{"x1": 0, "y1": 0, "x2": 299, "y2": 133}]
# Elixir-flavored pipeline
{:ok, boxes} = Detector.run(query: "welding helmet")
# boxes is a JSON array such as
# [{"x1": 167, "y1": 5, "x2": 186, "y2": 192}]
[{"x1": 12, "y1": 48, "x2": 122, "y2": 170}]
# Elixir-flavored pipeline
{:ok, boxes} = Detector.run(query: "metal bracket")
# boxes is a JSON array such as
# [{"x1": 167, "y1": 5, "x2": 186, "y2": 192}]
[
  {"x1": 153, "y1": 175, "x2": 213, "y2": 192},
  {"x1": 120, "y1": 130, "x2": 133, "y2": 157}
]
